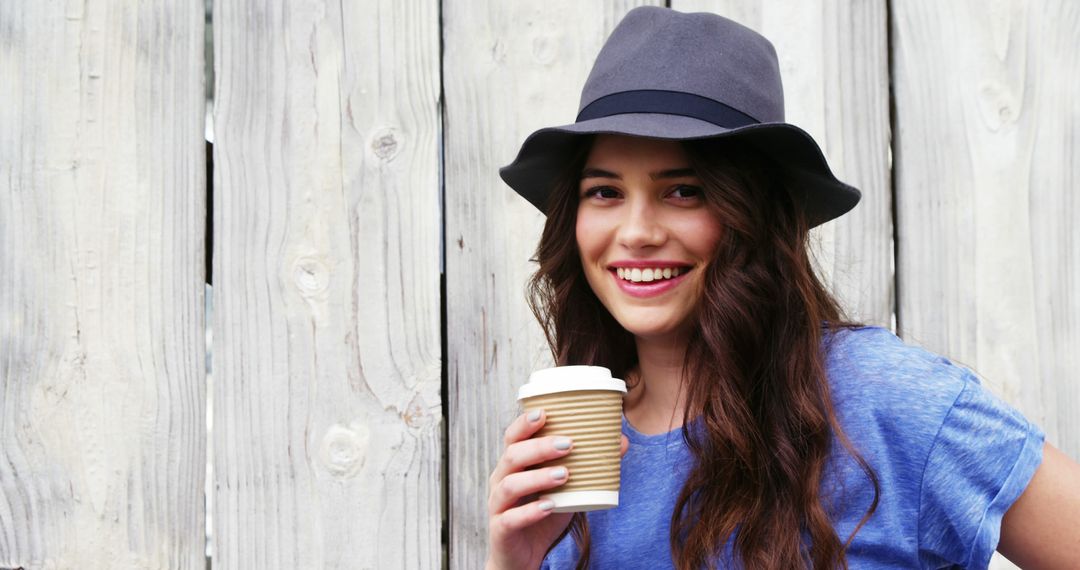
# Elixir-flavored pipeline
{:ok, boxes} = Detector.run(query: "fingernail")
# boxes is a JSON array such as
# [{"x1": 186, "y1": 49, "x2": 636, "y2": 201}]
[
  {"x1": 527, "y1": 410, "x2": 542, "y2": 422},
  {"x1": 550, "y1": 467, "x2": 567, "y2": 480},
  {"x1": 538, "y1": 500, "x2": 555, "y2": 511},
  {"x1": 553, "y1": 437, "x2": 572, "y2": 451}
]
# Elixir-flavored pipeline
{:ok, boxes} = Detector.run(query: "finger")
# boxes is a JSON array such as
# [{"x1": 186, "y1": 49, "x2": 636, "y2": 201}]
[
  {"x1": 490, "y1": 465, "x2": 570, "y2": 515},
  {"x1": 503, "y1": 409, "x2": 547, "y2": 447},
  {"x1": 488, "y1": 409, "x2": 549, "y2": 489},
  {"x1": 620, "y1": 434, "x2": 629, "y2": 457},
  {"x1": 490, "y1": 435, "x2": 574, "y2": 489},
  {"x1": 490, "y1": 498, "x2": 569, "y2": 540}
]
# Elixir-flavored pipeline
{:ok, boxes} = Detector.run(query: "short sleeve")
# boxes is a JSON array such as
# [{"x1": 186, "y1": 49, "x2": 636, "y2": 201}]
[{"x1": 917, "y1": 373, "x2": 1045, "y2": 568}]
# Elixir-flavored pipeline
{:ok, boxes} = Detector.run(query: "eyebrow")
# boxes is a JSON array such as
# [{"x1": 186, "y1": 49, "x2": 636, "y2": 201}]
[{"x1": 580, "y1": 167, "x2": 697, "y2": 181}]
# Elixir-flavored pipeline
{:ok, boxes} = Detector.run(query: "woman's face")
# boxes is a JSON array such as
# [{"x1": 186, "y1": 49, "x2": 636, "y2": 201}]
[{"x1": 576, "y1": 134, "x2": 724, "y2": 341}]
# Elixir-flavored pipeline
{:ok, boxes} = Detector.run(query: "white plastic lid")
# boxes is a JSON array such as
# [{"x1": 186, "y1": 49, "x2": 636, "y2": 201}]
[{"x1": 517, "y1": 365, "x2": 627, "y2": 400}]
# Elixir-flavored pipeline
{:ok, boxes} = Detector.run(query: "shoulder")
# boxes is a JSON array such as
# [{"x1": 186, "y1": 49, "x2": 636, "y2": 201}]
[
  {"x1": 824, "y1": 325, "x2": 967, "y2": 384},
  {"x1": 821, "y1": 325, "x2": 1040, "y2": 457},
  {"x1": 820, "y1": 325, "x2": 980, "y2": 478},
  {"x1": 820, "y1": 326, "x2": 1045, "y2": 567},
  {"x1": 823, "y1": 325, "x2": 973, "y2": 415}
]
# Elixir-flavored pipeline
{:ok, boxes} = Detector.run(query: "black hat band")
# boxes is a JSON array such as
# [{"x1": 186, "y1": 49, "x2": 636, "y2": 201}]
[{"x1": 575, "y1": 89, "x2": 760, "y2": 129}]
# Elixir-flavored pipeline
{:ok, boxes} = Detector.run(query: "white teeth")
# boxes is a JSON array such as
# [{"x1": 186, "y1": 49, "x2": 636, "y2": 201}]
[{"x1": 616, "y1": 267, "x2": 687, "y2": 283}]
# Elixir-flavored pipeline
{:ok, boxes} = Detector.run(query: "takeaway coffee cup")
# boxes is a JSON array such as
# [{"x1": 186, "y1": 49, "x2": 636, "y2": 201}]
[{"x1": 517, "y1": 365, "x2": 627, "y2": 513}]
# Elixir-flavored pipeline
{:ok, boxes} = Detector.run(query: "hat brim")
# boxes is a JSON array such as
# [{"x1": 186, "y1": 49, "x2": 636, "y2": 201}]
[{"x1": 498, "y1": 113, "x2": 860, "y2": 228}]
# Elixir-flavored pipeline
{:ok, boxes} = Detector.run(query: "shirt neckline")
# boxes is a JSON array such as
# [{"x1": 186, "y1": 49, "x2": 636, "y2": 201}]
[{"x1": 622, "y1": 415, "x2": 696, "y2": 447}]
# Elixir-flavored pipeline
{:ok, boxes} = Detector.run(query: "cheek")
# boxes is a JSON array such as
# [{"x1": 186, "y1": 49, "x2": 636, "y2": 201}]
[
  {"x1": 680, "y1": 213, "x2": 725, "y2": 259},
  {"x1": 575, "y1": 212, "x2": 605, "y2": 263},
  {"x1": 575, "y1": 213, "x2": 615, "y2": 298}
]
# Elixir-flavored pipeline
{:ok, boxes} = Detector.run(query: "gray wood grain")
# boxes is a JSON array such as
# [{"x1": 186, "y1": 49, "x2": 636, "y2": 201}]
[
  {"x1": 0, "y1": 1, "x2": 206, "y2": 568},
  {"x1": 212, "y1": 0, "x2": 442, "y2": 567},
  {"x1": 893, "y1": 0, "x2": 1079, "y2": 448},
  {"x1": 892, "y1": 3, "x2": 1080, "y2": 565},
  {"x1": 443, "y1": 1, "x2": 662, "y2": 566}
]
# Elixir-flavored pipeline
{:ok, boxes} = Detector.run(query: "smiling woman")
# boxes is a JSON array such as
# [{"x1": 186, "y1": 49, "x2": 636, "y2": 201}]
[
  {"x1": 514, "y1": 127, "x2": 889, "y2": 569},
  {"x1": 482, "y1": 6, "x2": 1080, "y2": 570}
]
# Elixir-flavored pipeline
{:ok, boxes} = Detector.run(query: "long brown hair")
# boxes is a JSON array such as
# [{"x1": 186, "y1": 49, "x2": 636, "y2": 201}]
[{"x1": 527, "y1": 135, "x2": 879, "y2": 569}]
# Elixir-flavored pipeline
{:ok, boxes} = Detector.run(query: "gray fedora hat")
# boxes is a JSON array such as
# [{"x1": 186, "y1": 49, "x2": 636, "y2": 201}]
[{"x1": 499, "y1": 6, "x2": 860, "y2": 228}]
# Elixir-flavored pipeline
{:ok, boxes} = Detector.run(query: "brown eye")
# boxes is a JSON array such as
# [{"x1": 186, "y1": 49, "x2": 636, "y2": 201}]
[
  {"x1": 669, "y1": 185, "x2": 703, "y2": 199},
  {"x1": 583, "y1": 186, "x2": 621, "y2": 200}
]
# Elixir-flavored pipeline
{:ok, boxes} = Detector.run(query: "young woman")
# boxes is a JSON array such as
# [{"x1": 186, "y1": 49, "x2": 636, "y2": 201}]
[{"x1": 485, "y1": 7, "x2": 1080, "y2": 569}]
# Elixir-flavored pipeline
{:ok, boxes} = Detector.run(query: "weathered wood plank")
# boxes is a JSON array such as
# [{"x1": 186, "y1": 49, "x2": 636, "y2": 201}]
[
  {"x1": 443, "y1": 1, "x2": 662, "y2": 566},
  {"x1": 0, "y1": 1, "x2": 206, "y2": 568},
  {"x1": 892, "y1": 3, "x2": 1080, "y2": 566},
  {"x1": 673, "y1": 0, "x2": 893, "y2": 328},
  {"x1": 892, "y1": 1, "x2": 1079, "y2": 449},
  {"x1": 212, "y1": 0, "x2": 442, "y2": 567}
]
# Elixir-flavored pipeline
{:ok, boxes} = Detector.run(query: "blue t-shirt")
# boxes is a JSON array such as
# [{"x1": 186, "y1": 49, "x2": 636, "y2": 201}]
[{"x1": 542, "y1": 326, "x2": 1045, "y2": 569}]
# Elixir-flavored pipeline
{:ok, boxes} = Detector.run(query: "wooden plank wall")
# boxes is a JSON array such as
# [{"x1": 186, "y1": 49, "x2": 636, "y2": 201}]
[
  {"x1": 893, "y1": 0, "x2": 1080, "y2": 448},
  {"x1": 211, "y1": 0, "x2": 442, "y2": 568},
  {"x1": 892, "y1": 4, "x2": 1080, "y2": 565},
  {"x1": 2, "y1": 0, "x2": 1077, "y2": 568},
  {"x1": 0, "y1": 1, "x2": 206, "y2": 569}
]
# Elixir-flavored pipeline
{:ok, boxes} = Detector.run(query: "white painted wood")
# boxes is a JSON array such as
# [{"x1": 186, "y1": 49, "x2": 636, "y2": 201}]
[
  {"x1": 0, "y1": 1, "x2": 206, "y2": 568},
  {"x1": 674, "y1": 0, "x2": 893, "y2": 328},
  {"x1": 892, "y1": 2, "x2": 1080, "y2": 567},
  {"x1": 212, "y1": 0, "x2": 442, "y2": 567},
  {"x1": 893, "y1": 0, "x2": 1079, "y2": 453},
  {"x1": 443, "y1": 1, "x2": 662, "y2": 566}
]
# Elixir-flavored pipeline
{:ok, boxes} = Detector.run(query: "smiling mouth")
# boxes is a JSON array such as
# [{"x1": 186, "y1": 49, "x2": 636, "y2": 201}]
[{"x1": 611, "y1": 266, "x2": 692, "y2": 283}]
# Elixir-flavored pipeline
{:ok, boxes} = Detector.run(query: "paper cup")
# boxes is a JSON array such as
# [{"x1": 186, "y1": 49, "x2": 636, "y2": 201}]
[{"x1": 518, "y1": 366, "x2": 627, "y2": 513}]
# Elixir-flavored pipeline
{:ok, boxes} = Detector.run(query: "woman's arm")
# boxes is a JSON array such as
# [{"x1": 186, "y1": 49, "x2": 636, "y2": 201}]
[{"x1": 997, "y1": 442, "x2": 1080, "y2": 568}]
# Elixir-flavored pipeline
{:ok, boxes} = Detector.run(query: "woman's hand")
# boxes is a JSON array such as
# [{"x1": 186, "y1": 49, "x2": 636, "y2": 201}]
[{"x1": 486, "y1": 409, "x2": 629, "y2": 570}]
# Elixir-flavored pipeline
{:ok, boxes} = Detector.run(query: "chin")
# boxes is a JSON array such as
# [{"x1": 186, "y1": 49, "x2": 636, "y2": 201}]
[{"x1": 611, "y1": 311, "x2": 692, "y2": 341}]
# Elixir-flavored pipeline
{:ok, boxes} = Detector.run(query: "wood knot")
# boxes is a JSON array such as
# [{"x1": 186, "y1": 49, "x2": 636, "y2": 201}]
[
  {"x1": 371, "y1": 127, "x2": 400, "y2": 161},
  {"x1": 401, "y1": 393, "x2": 434, "y2": 430},
  {"x1": 292, "y1": 256, "x2": 330, "y2": 297},
  {"x1": 319, "y1": 421, "x2": 370, "y2": 478},
  {"x1": 531, "y1": 33, "x2": 558, "y2": 65},
  {"x1": 977, "y1": 81, "x2": 1018, "y2": 131},
  {"x1": 490, "y1": 39, "x2": 507, "y2": 64}
]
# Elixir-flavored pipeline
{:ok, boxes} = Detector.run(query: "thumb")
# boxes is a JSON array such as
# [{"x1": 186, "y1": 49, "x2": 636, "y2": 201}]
[{"x1": 619, "y1": 434, "x2": 629, "y2": 457}]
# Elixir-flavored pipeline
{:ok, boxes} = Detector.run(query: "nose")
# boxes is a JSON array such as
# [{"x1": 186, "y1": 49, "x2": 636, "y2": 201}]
[{"x1": 615, "y1": 196, "x2": 666, "y2": 250}]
